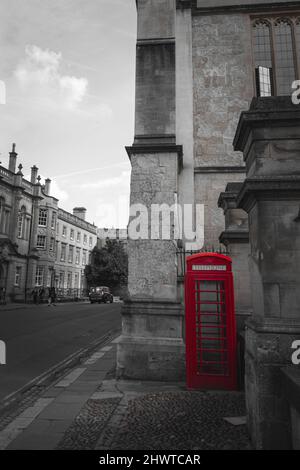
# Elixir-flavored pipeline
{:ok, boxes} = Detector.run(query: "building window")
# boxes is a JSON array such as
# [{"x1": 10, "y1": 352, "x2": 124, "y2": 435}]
[
  {"x1": 76, "y1": 248, "x2": 80, "y2": 265},
  {"x1": 37, "y1": 235, "x2": 46, "y2": 249},
  {"x1": 17, "y1": 206, "x2": 26, "y2": 238},
  {"x1": 59, "y1": 272, "x2": 64, "y2": 288},
  {"x1": 61, "y1": 244, "x2": 66, "y2": 261},
  {"x1": 89, "y1": 236, "x2": 93, "y2": 247},
  {"x1": 274, "y1": 18, "x2": 296, "y2": 96},
  {"x1": 88, "y1": 251, "x2": 92, "y2": 264},
  {"x1": 62, "y1": 226, "x2": 67, "y2": 237},
  {"x1": 46, "y1": 268, "x2": 52, "y2": 287},
  {"x1": 68, "y1": 245, "x2": 74, "y2": 263},
  {"x1": 83, "y1": 234, "x2": 87, "y2": 244},
  {"x1": 70, "y1": 229, "x2": 74, "y2": 241},
  {"x1": 0, "y1": 197, "x2": 7, "y2": 234},
  {"x1": 35, "y1": 266, "x2": 44, "y2": 286},
  {"x1": 38, "y1": 208, "x2": 48, "y2": 227},
  {"x1": 77, "y1": 232, "x2": 81, "y2": 243},
  {"x1": 67, "y1": 272, "x2": 72, "y2": 289},
  {"x1": 252, "y1": 16, "x2": 300, "y2": 96},
  {"x1": 50, "y1": 238, "x2": 55, "y2": 252},
  {"x1": 82, "y1": 250, "x2": 87, "y2": 266},
  {"x1": 3, "y1": 210, "x2": 10, "y2": 235},
  {"x1": 56, "y1": 241, "x2": 59, "y2": 260},
  {"x1": 15, "y1": 266, "x2": 22, "y2": 286},
  {"x1": 74, "y1": 273, "x2": 79, "y2": 288},
  {"x1": 56, "y1": 222, "x2": 59, "y2": 234},
  {"x1": 51, "y1": 212, "x2": 56, "y2": 230}
]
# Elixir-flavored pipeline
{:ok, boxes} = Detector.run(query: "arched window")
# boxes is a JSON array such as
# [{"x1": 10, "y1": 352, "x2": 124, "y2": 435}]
[
  {"x1": 274, "y1": 18, "x2": 296, "y2": 96},
  {"x1": 253, "y1": 20, "x2": 273, "y2": 96},
  {"x1": 252, "y1": 16, "x2": 300, "y2": 97},
  {"x1": 296, "y1": 18, "x2": 300, "y2": 66},
  {"x1": 17, "y1": 206, "x2": 26, "y2": 239}
]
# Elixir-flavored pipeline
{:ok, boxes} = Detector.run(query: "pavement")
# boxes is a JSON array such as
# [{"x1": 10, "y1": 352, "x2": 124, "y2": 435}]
[{"x1": 0, "y1": 336, "x2": 252, "y2": 450}]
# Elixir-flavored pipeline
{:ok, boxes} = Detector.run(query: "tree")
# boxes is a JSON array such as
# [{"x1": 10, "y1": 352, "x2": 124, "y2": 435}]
[{"x1": 85, "y1": 239, "x2": 128, "y2": 294}]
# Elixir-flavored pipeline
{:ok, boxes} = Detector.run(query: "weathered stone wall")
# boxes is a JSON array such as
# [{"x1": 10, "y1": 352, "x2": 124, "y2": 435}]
[
  {"x1": 192, "y1": 12, "x2": 253, "y2": 245},
  {"x1": 194, "y1": 172, "x2": 244, "y2": 246},
  {"x1": 128, "y1": 152, "x2": 179, "y2": 300},
  {"x1": 192, "y1": 13, "x2": 253, "y2": 168}
]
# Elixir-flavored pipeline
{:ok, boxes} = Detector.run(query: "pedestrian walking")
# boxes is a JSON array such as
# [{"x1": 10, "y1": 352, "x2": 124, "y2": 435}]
[
  {"x1": 32, "y1": 288, "x2": 38, "y2": 305},
  {"x1": 48, "y1": 286, "x2": 56, "y2": 306},
  {"x1": 38, "y1": 287, "x2": 44, "y2": 304}
]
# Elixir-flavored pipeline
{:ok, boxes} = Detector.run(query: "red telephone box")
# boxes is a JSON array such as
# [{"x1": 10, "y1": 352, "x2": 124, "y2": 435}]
[{"x1": 185, "y1": 253, "x2": 237, "y2": 390}]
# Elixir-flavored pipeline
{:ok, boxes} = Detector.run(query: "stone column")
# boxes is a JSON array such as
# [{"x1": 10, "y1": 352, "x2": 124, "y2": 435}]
[
  {"x1": 218, "y1": 182, "x2": 252, "y2": 331},
  {"x1": 234, "y1": 97, "x2": 300, "y2": 449},
  {"x1": 117, "y1": 0, "x2": 185, "y2": 381}
]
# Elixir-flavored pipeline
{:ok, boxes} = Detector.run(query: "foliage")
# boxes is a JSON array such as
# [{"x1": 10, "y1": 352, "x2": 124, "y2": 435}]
[{"x1": 85, "y1": 239, "x2": 128, "y2": 292}]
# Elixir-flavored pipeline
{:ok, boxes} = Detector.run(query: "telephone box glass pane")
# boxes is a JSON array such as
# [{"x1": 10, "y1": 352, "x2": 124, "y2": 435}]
[{"x1": 194, "y1": 280, "x2": 229, "y2": 376}]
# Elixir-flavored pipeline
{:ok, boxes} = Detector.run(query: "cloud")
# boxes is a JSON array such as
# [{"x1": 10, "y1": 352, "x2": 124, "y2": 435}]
[
  {"x1": 15, "y1": 45, "x2": 88, "y2": 110},
  {"x1": 79, "y1": 170, "x2": 131, "y2": 190},
  {"x1": 51, "y1": 179, "x2": 69, "y2": 202}
]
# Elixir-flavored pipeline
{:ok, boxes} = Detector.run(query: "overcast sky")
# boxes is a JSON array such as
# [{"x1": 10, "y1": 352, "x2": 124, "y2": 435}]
[{"x1": 0, "y1": 0, "x2": 136, "y2": 228}]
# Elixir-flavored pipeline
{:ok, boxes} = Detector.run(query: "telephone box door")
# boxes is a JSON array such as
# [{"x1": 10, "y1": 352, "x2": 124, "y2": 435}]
[{"x1": 185, "y1": 254, "x2": 237, "y2": 390}]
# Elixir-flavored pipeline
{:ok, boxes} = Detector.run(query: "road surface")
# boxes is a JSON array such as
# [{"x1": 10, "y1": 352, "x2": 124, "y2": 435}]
[{"x1": 0, "y1": 302, "x2": 121, "y2": 401}]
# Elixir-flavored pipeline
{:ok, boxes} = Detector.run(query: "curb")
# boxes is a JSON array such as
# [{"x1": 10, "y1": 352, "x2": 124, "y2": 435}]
[{"x1": 0, "y1": 329, "x2": 120, "y2": 419}]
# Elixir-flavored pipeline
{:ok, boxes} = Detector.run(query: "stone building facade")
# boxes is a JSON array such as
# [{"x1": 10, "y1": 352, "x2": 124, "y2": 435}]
[
  {"x1": 55, "y1": 208, "x2": 97, "y2": 292},
  {"x1": 0, "y1": 146, "x2": 97, "y2": 303},
  {"x1": 117, "y1": 0, "x2": 300, "y2": 386}
]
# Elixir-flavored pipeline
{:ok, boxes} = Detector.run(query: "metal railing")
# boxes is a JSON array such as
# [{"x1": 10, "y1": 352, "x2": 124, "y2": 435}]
[
  {"x1": 26, "y1": 288, "x2": 89, "y2": 303},
  {"x1": 176, "y1": 245, "x2": 229, "y2": 279}
]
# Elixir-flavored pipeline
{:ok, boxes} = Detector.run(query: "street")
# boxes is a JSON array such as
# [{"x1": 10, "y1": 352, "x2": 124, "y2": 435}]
[{"x1": 0, "y1": 302, "x2": 121, "y2": 402}]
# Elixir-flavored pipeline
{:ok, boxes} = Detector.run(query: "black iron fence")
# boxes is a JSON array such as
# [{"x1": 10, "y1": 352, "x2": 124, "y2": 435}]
[
  {"x1": 26, "y1": 288, "x2": 89, "y2": 304},
  {"x1": 176, "y1": 245, "x2": 229, "y2": 279}
]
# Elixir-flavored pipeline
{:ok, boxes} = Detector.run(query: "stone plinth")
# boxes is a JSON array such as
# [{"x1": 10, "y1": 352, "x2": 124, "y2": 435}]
[{"x1": 234, "y1": 97, "x2": 300, "y2": 449}]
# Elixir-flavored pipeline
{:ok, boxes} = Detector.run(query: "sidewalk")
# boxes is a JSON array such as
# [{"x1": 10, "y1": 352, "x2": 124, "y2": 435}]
[{"x1": 0, "y1": 338, "x2": 252, "y2": 450}]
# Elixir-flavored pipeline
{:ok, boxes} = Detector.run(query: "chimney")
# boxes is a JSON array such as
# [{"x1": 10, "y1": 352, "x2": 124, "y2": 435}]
[
  {"x1": 44, "y1": 178, "x2": 51, "y2": 195},
  {"x1": 31, "y1": 165, "x2": 38, "y2": 184},
  {"x1": 9, "y1": 143, "x2": 17, "y2": 173},
  {"x1": 73, "y1": 207, "x2": 87, "y2": 220}
]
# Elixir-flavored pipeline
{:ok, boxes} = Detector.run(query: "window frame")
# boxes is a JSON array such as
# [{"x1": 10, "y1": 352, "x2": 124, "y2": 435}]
[
  {"x1": 35, "y1": 266, "x2": 44, "y2": 286},
  {"x1": 38, "y1": 208, "x2": 48, "y2": 227},
  {"x1": 51, "y1": 212, "x2": 56, "y2": 230},
  {"x1": 36, "y1": 234, "x2": 46, "y2": 249},
  {"x1": 15, "y1": 266, "x2": 22, "y2": 286},
  {"x1": 252, "y1": 14, "x2": 300, "y2": 96}
]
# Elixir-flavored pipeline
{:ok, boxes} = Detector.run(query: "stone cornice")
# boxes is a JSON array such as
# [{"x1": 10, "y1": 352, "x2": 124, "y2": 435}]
[
  {"x1": 122, "y1": 299, "x2": 184, "y2": 316},
  {"x1": 219, "y1": 230, "x2": 249, "y2": 246},
  {"x1": 191, "y1": 0, "x2": 300, "y2": 14},
  {"x1": 246, "y1": 317, "x2": 300, "y2": 333},
  {"x1": 218, "y1": 183, "x2": 244, "y2": 210},
  {"x1": 194, "y1": 166, "x2": 245, "y2": 174},
  {"x1": 234, "y1": 97, "x2": 300, "y2": 153},
  {"x1": 126, "y1": 144, "x2": 183, "y2": 170},
  {"x1": 237, "y1": 176, "x2": 300, "y2": 212}
]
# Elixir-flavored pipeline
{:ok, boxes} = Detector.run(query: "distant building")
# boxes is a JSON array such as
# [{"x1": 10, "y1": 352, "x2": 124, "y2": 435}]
[
  {"x1": 56, "y1": 207, "x2": 97, "y2": 291},
  {"x1": 0, "y1": 145, "x2": 97, "y2": 302}
]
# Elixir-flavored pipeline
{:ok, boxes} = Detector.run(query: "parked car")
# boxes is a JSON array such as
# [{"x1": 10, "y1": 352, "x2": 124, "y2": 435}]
[{"x1": 89, "y1": 286, "x2": 113, "y2": 304}]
